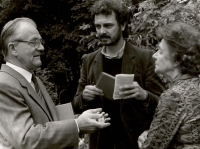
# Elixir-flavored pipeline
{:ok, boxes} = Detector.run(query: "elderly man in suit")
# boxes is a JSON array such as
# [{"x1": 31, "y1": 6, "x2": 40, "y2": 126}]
[
  {"x1": 72, "y1": 0, "x2": 166, "y2": 149},
  {"x1": 0, "y1": 17, "x2": 110, "y2": 149}
]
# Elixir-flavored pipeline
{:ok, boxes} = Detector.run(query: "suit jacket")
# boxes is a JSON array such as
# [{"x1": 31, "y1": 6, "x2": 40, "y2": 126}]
[
  {"x1": 0, "y1": 64, "x2": 79, "y2": 149},
  {"x1": 73, "y1": 42, "x2": 166, "y2": 149}
]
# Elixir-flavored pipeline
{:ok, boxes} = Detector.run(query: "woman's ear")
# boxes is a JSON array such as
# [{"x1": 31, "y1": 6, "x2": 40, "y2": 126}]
[
  {"x1": 172, "y1": 53, "x2": 180, "y2": 67},
  {"x1": 174, "y1": 61, "x2": 180, "y2": 67},
  {"x1": 8, "y1": 43, "x2": 17, "y2": 56}
]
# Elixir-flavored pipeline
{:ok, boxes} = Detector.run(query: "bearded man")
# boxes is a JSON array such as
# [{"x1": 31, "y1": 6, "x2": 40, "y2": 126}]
[{"x1": 73, "y1": 0, "x2": 166, "y2": 149}]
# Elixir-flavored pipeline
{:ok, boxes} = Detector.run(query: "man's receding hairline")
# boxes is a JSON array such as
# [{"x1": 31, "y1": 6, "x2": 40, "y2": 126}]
[{"x1": 14, "y1": 21, "x2": 37, "y2": 38}]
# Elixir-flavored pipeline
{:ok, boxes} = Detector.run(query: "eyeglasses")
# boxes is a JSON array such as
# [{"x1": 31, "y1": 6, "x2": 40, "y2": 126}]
[{"x1": 15, "y1": 39, "x2": 45, "y2": 48}]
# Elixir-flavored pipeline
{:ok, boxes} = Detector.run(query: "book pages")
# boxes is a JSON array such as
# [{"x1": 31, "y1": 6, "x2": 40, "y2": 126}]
[{"x1": 113, "y1": 74, "x2": 134, "y2": 99}]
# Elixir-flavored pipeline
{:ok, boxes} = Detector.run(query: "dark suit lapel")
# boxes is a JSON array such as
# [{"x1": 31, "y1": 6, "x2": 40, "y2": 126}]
[
  {"x1": 1, "y1": 64, "x2": 53, "y2": 121},
  {"x1": 93, "y1": 50, "x2": 104, "y2": 83},
  {"x1": 121, "y1": 42, "x2": 136, "y2": 74},
  {"x1": 120, "y1": 42, "x2": 136, "y2": 109}
]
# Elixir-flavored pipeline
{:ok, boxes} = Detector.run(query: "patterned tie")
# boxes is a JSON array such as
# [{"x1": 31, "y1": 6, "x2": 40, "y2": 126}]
[{"x1": 31, "y1": 74, "x2": 40, "y2": 94}]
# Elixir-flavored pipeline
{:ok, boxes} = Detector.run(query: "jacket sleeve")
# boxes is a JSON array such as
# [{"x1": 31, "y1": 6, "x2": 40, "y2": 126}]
[
  {"x1": 142, "y1": 89, "x2": 186, "y2": 149},
  {"x1": 72, "y1": 54, "x2": 88, "y2": 113},
  {"x1": 72, "y1": 54, "x2": 101, "y2": 114},
  {"x1": 0, "y1": 81, "x2": 79, "y2": 149}
]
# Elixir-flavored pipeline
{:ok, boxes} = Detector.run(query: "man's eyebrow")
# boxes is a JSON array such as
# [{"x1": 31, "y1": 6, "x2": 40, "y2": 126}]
[{"x1": 30, "y1": 37, "x2": 42, "y2": 41}]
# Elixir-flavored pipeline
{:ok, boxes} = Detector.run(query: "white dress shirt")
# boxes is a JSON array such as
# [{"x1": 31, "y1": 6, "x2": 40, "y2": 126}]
[{"x1": 6, "y1": 62, "x2": 35, "y2": 90}]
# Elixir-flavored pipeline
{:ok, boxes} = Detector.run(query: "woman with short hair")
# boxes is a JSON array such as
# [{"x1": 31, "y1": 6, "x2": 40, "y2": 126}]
[{"x1": 139, "y1": 22, "x2": 200, "y2": 149}]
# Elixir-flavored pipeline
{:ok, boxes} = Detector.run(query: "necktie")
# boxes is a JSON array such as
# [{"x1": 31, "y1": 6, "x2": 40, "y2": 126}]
[
  {"x1": 32, "y1": 75, "x2": 47, "y2": 105},
  {"x1": 31, "y1": 74, "x2": 40, "y2": 94}
]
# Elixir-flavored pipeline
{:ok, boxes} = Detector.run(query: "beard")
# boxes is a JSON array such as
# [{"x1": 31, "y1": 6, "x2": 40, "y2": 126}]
[{"x1": 98, "y1": 27, "x2": 122, "y2": 46}]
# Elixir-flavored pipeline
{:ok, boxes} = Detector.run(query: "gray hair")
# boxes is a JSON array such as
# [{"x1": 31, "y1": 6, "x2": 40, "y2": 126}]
[{"x1": 0, "y1": 17, "x2": 37, "y2": 57}]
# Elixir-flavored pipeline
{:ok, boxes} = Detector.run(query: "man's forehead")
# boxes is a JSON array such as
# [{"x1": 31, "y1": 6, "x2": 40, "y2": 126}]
[
  {"x1": 94, "y1": 13, "x2": 117, "y2": 24},
  {"x1": 17, "y1": 22, "x2": 35, "y2": 31},
  {"x1": 16, "y1": 22, "x2": 40, "y2": 39}
]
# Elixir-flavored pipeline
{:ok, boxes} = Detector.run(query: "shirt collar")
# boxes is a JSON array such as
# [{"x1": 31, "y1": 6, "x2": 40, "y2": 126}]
[
  {"x1": 6, "y1": 62, "x2": 32, "y2": 84},
  {"x1": 101, "y1": 41, "x2": 126, "y2": 59}
]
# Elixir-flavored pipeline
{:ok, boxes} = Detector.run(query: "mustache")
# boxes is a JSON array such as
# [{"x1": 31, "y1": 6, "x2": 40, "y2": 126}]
[{"x1": 97, "y1": 34, "x2": 110, "y2": 39}]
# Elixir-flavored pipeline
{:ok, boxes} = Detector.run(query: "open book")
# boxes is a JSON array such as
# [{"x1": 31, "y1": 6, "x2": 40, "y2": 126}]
[
  {"x1": 113, "y1": 73, "x2": 135, "y2": 99},
  {"x1": 96, "y1": 72, "x2": 134, "y2": 100}
]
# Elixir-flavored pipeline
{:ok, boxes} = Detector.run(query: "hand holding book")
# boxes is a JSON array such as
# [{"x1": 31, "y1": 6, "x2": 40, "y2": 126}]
[
  {"x1": 119, "y1": 81, "x2": 148, "y2": 100},
  {"x1": 82, "y1": 84, "x2": 104, "y2": 101},
  {"x1": 113, "y1": 74, "x2": 135, "y2": 99},
  {"x1": 96, "y1": 72, "x2": 135, "y2": 100}
]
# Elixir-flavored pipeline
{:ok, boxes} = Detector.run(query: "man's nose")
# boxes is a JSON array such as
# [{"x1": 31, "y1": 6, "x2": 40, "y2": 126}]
[
  {"x1": 37, "y1": 44, "x2": 44, "y2": 51},
  {"x1": 100, "y1": 27, "x2": 106, "y2": 34}
]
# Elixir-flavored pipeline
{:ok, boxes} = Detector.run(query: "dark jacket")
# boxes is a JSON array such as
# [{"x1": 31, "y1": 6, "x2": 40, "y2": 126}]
[{"x1": 73, "y1": 42, "x2": 166, "y2": 149}]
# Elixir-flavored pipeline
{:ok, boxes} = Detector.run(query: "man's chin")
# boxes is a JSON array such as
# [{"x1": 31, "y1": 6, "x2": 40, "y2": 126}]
[
  {"x1": 101, "y1": 41, "x2": 114, "y2": 46},
  {"x1": 34, "y1": 61, "x2": 42, "y2": 67},
  {"x1": 102, "y1": 43, "x2": 110, "y2": 46},
  {"x1": 100, "y1": 39, "x2": 119, "y2": 46}
]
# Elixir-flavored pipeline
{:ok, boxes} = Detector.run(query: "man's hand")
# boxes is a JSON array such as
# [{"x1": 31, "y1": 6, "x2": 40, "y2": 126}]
[
  {"x1": 119, "y1": 81, "x2": 148, "y2": 100},
  {"x1": 82, "y1": 85, "x2": 104, "y2": 101},
  {"x1": 138, "y1": 130, "x2": 148, "y2": 149},
  {"x1": 76, "y1": 108, "x2": 110, "y2": 134}
]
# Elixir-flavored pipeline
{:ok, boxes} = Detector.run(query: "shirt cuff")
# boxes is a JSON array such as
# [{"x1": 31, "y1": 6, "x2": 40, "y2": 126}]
[{"x1": 74, "y1": 119, "x2": 80, "y2": 133}]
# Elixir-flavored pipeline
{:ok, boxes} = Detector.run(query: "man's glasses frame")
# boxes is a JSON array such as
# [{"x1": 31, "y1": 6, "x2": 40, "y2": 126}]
[{"x1": 14, "y1": 39, "x2": 45, "y2": 49}]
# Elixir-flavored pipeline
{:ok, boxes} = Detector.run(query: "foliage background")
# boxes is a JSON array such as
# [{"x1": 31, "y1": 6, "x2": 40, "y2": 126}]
[
  {"x1": 0, "y1": 0, "x2": 199, "y2": 148},
  {"x1": 0, "y1": 0, "x2": 199, "y2": 104}
]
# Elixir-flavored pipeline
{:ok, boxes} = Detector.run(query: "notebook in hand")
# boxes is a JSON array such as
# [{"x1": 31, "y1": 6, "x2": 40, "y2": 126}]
[
  {"x1": 55, "y1": 102, "x2": 74, "y2": 120},
  {"x1": 96, "y1": 72, "x2": 115, "y2": 100},
  {"x1": 96, "y1": 72, "x2": 135, "y2": 100},
  {"x1": 113, "y1": 74, "x2": 134, "y2": 99}
]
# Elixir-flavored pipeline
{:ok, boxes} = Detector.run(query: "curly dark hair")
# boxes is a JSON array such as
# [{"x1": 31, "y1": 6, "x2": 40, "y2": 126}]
[
  {"x1": 90, "y1": 0, "x2": 130, "y2": 38},
  {"x1": 156, "y1": 22, "x2": 200, "y2": 76}
]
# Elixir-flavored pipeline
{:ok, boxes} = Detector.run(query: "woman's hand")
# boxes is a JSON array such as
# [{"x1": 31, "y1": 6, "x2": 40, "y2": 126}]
[{"x1": 138, "y1": 130, "x2": 148, "y2": 149}]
